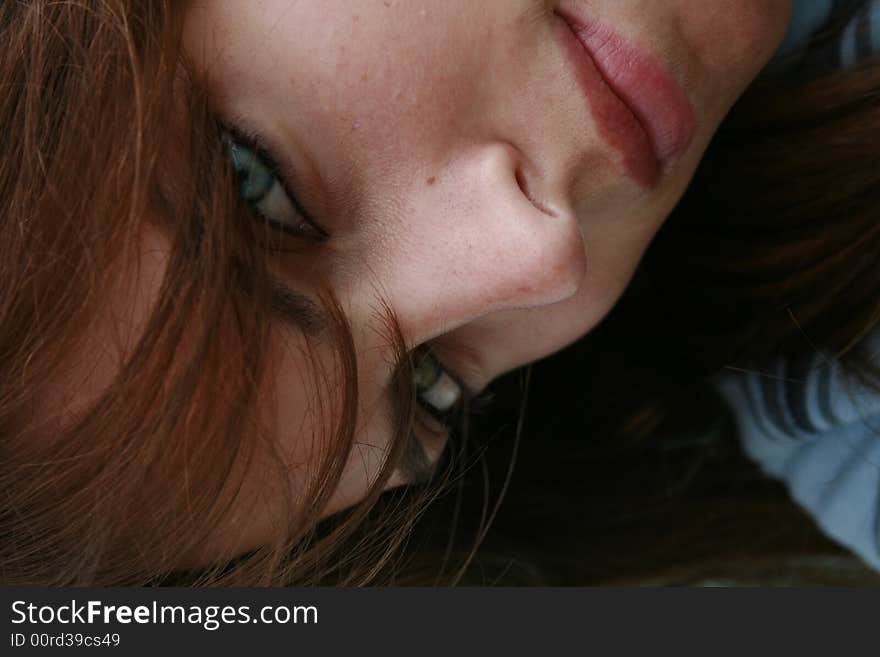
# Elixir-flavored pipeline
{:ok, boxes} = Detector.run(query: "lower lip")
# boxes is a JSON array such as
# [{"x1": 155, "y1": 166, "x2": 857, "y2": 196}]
[{"x1": 554, "y1": 10, "x2": 696, "y2": 188}]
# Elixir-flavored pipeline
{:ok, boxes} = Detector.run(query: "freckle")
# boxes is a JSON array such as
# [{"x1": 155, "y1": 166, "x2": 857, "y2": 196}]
[
  {"x1": 361, "y1": 72, "x2": 369, "y2": 83},
  {"x1": 353, "y1": 15, "x2": 359, "y2": 23},
  {"x1": 426, "y1": 177, "x2": 436, "y2": 186}
]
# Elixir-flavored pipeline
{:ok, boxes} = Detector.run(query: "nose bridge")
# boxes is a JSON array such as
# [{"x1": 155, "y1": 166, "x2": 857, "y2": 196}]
[{"x1": 399, "y1": 142, "x2": 587, "y2": 344}]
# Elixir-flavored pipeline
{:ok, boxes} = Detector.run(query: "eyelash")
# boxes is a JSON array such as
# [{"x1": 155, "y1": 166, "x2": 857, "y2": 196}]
[
  {"x1": 221, "y1": 124, "x2": 329, "y2": 242},
  {"x1": 412, "y1": 383, "x2": 495, "y2": 448}
]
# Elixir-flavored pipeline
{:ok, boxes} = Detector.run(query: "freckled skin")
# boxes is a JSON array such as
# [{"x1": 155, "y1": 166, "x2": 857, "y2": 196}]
[{"x1": 136, "y1": 0, "x2": 792, "y2": 557}]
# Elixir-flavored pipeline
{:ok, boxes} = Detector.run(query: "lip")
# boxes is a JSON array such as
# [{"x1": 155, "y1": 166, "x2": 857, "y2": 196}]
[{"x1": 553, "y1": 8, "x2": 696, "y2": 188}]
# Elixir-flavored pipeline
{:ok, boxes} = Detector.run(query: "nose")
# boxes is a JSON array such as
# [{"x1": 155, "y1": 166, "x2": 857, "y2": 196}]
[{"x1": 383, "y1": 142, "x2": 587, "y2": 347}]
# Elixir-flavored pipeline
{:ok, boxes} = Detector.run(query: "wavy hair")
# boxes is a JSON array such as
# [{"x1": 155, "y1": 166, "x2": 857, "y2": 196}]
[
  {"x1": 0, "y1": 0, "x2": 478, "y2": 586},
  {"x1": 4, "y1": 1, "x2": 880, "y2": 587}
]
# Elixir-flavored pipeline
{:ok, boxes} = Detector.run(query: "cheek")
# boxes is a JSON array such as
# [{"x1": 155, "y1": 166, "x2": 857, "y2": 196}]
[
  {"x1": 589, "y1": 225, "x2": 660, "y2": 307},
  {"x1": 554, "y1": 216, "x2": 668, "y2": 348},
  {"x1": 676, "y1": 0, "x2": 791, "y2": 89},
  {"x1": 567, "y1": 195, "x2": 672, "y2": 325},
  {"x1": 264, "y1": 331, "x2": 325, "y2": 467}
]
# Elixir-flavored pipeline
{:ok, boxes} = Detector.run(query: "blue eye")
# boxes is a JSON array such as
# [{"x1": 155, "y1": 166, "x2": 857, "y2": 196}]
[{"x1": 225, "y1": 133, "x2": 327, "y2": 240}]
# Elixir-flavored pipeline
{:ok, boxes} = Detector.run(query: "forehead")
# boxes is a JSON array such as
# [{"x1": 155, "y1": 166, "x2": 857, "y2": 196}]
[{"x1": 182, "y1": 1, "x2": 526, "y2": 158}]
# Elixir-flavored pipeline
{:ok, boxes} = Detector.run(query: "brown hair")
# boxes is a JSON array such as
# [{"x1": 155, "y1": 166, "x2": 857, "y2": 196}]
[
  {"x1": 0, "y1": 0, "x2": 465, "y2": 586},
  {"x1": 3, "y1": 1, "x2": 880, "y2": 587}
]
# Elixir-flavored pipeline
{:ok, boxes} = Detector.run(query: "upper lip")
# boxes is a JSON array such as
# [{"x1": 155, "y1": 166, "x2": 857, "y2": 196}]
[{"x1": 553, "y1": 6, "x2": 696, "y2": 188}]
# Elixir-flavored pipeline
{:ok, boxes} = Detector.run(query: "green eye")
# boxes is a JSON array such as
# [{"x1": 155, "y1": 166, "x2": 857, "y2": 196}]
[
  {"x1": 224, "y1": 130, "x2": 327, "y2": 240},
  {"x1": 414, "y1": 351, "x2": 443, "y2": 393},
  {"x1": 413, "y1": 349, "x2": 462, "y2": 416}
]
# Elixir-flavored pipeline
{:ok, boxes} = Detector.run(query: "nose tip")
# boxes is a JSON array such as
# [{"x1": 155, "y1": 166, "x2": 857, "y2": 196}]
[
  {"x1": 391, "y1": 142, "x2": 587, "y2": 346},
  {"x1": 465, "y1": 143, "x2": 587, "y2": 311}
]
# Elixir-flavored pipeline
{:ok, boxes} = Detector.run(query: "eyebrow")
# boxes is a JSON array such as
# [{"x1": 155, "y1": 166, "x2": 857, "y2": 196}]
[{"x1": 267, "y1": 274, "x2": 328, "y2": 336}]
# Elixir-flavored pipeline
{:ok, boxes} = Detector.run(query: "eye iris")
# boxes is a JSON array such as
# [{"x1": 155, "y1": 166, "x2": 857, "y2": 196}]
[
  {"x1": 412, "y1": 349, "x2": 464, "y2": 417},
  {"x1": 229, "y1": 142, "x2": 273, "y2": 203},
  {"x1": 414, "y1": 352, "x2": 442, "y2": 393}
]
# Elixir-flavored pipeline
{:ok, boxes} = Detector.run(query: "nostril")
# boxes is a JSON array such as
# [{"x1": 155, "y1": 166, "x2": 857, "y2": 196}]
[{"x1": 515, "y1": 167, "x2": 558, "y2": 218}]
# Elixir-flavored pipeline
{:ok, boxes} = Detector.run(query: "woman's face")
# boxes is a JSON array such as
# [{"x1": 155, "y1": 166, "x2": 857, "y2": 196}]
[{"x1": 127, "y1": 0, "x2": 792, "y2": 554}]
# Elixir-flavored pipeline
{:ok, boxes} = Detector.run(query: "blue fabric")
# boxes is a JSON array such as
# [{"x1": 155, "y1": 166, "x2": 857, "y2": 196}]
[
  {"x1": 715, "y1": 0, "x2": 880, "y2": 572},
  {"x1": 840, "y1": 0, "x2": 880, "y2": 66},
  {"x1": 775, "y1": 0, "x2": 835, "y2": 58},
  {"x1": 767, "y1": 0, "x2": 879, "y2": 76},
  {"x1": 716, "y1": 332, "x2": 880, "y2": 571}
]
